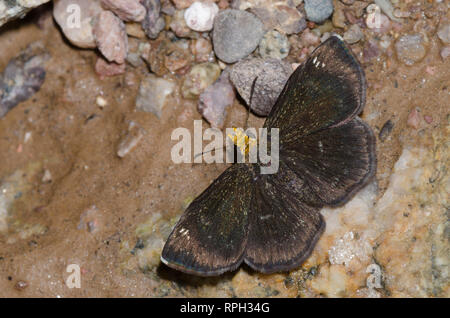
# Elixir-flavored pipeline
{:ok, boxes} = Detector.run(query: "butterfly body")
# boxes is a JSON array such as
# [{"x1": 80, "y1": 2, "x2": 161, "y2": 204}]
[{"x1": 161, "y1": 36, "x2": 376, "y2": 276}]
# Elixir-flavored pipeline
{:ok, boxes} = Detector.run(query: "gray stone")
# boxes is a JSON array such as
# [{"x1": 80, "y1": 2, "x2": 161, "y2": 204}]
[
  {"x1": 395, "y1": 34, "x2": 427, "y2": 66},
  {"x1": 230, "y1": 58, "x2": 292, "y2": 116},
  {"x1": 136, "y1": 75, "x2": 176, "y2": 118},
  {"x1": 304, "y1": 0, "x2": 334, "y2": 24},
  {"x1": 343, "y1": 24, "x2": 364, "y2": 44},
  {"x1": 198, "y1": 73, "x2": 235, "y2": 129},
  {"x1": 0, "y1": 0, "x2": 51, "y2": 27},
  {"x1": 258, "y1": 30, "x2": 290, "y2": 60},
  {"x1": 141, "y1": 0, "x2": 165, "y2": 39},
  {"x1": 212, "y1": 9, "x2": 265, "y2": 64}
]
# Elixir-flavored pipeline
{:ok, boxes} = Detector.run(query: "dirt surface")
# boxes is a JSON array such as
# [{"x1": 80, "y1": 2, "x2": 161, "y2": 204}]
[{"x1": 0, "y1": 3, "x2": 448, "y2": 297}]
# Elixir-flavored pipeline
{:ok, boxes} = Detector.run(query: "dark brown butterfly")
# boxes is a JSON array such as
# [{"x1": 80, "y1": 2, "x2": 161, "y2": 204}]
[{"x1": 161, "y1": 36, "x2": 376, "y2": 276}]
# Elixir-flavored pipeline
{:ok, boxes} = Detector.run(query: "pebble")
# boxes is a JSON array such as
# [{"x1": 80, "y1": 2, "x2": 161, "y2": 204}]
[
  {"x1": 53, "y1": 0, "x2": 103, "y2": 48},
  {"x1": 169, "y1": 9, "x2": 196, "y2": 38},
  {"x1": 182, "y1": 62, "x2": 221, "y2": 98},
  {"x1": 96, "y1": 96, "x2": 108, "y2": 108},
  {"x1": 42, "y1": 170, "x2": 52, "y2": 183},
  {"x1": 365, "y1": 4, "x2": 391, "y2": 33},
  {"x1": 117, "y1": 121, "x2": 145, "y2": 158},
  {"x1": 379, "y1": 119, "x2": 394, "y2": 141},
  {"x1": 0, "y1": 44, "x2": 48, "y2": 119},
  {"x1": 407, "y1": 108, "x2": 420, "y2": 129},
  {"x1": 136, "y1": 74, "x2": 176, "y2": 118},
  {"x1": 191, "y1": 37, "x2": 213, "y2": 63},
  {"x1": 437, "y1": 22, "x2": 450, "y2": 44},
  {"x1": 198, "y1": 73, "x2": 235, "y2": 129},
  {"x1": 395, "y1": 34, "x2": 427, "y2": 66},
  {"x1": 100, "y1": 0, "x2": 146, "y2": 22},
  {"x1": 14, "y1": 280, "x2": 28, "y2": 291},
  {"x1": 374, "y1": 0, "x2": 401, "y2": 23},
  {"x1": 344, "y1": 24, "x2": 363, "y2": 44},
  {"x1": 95, "y1": 57, "x2": 126, "y2": 79},
  {"x1": 125, "y1": 22, "x2": 146, "y2": 38},
  {"x1": 251, "y1": 3, "x2": 306, "y2": 35},
  {"x1": 141, "y1": 0, "x2": 166, "y2": 39},
  {"x1": 441, "y1": 46, "x2": 450, "y2": 60},
  {"x1": 363, "y1": 39, "x2": 380, "y2": 62},
  {"x1": 258, "y1": 30, "x2": 290, "y2": 60},
  {"x1": 164, "y1": 48, "x2": 191, "y2": 73},
  {"x1": 340, "y1": 0, "x2": 354, "y2": 4},
  {"x1": 229, "y1": 58, "x2": 292, "y2": 116},
  {"x1": 172, "y1": 0, "x2": 195, "y2": 10},
  {"x1": 212, "y1": 9, "x2": 265, "y2": 63},
  {"x1": 184, "y1": 1, "x2": 219, "y2": 32},
  {"x1": 332, "y1": 6, "x2": 346, "y2": 29},
  {"x1": 304, "y1": 0, "x2": 334, "y2": 24},
  {"x1": 93, "y1": 11, "x2": 128, "y2": 64}
]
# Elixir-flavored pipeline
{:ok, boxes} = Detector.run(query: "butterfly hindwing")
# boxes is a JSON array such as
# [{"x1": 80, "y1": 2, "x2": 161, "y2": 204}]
[
  {"x1": 282, "y1": 117, "x2": 376, "y2": 207},
  {"x1": 161, "y1": 164, "x2": 252, "y2": 276},
  {"x1": 265, "y1": 36, "x2": 366, "y2": 144},
  {"x1": 244, "y1": 165, "x2": 325, "y2": 273}
]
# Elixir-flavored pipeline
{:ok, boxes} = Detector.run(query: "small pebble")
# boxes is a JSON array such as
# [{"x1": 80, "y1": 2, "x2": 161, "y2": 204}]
[
  {"x1": 251, "y1": 3, "x2": 306, "y2": 35},
  {"x1": 42, "y1": 170, "x2": 52, "y2": 183},
  {"x1": 366, "y1": 4, "x2": 391, "y2": 33},
  {"x1": 395, "y1": 34, "x2": 427, "y2": 66},
  {"x1": 184, "y1": 1, "x2": 219, "y2": 32},
  {"x1": 212, "y1": 9, "x2": 265, "y2": 63},
  {"x1": 230, "y1": 58, "x2": 292, "y2": 116},
  {"x1": 182, "y1": 62, "x2": 221, "y2": 98},
  {"x1": 379, "y1": 119, "x2": 394, "y2": 141},
  {"x1": 363, "y1": 39, "x2": 380, "y2": 62},
  {"x1": 170, "y1": 9, "x2": 195, "y2": 38},
  {"x1": 96, "y1": 96, "x2": 108, "y2": 108},
  {"x1": 100, "y1": 0, "x2": 146, "y2": 22},
  {"x1": 136, "y1": 74, "x2": 176, "y2": 118},
  {"x1": 332, "y1": 6, "x2": 346, "y2": 29},
  {"x1": 126, "y1": 22, "x2": 146, "y2": 38},
  {"x1": 164, "y1": 49, "x2": 191, "y2": 73},
  {"x1": 191, "y1": 37, "x2": 213, "y2": 63},
  {"x1": 95, "y1": 57, "x2": 126, "y2": 79},
  {"x1": 258, "y1": 30, "x2": 290, "y2": 60},
  {"x1": 407, "y1": 108, "x2": 421, "y2": 129},
  {"x1": 424, "y1": 115, "x2": 433, "y2": 124},
  {"x1": 0, "y1": 44, "x2": 48, "y2": 118},
  {"x1": 141, "y1": 0, "x2": 166, "y2": 39},
  {"x1": 440, "y1": 46, "x2": 450, "y2": 60},
  {"x1": 117, "y1": 121, "x2": 145, "y2": 158},
  {"x1": 14, "y1": 280, "x2": 28, "y2": 291},
  {"x1": 304, "y1": 0, "x2": 334, "y2": 24},
  {"x1": 344, "y1": 24, "x2": 363, "y2": 44},
  {"x1": 172, "y1": 0, "x2": 195, "y2": 10},
  {"x1": 437, "y1": 22, "x2": 450, "y2": 44},
  {"x1": 93, "y1": 11, "x2": 128, "y2": 64},
  {"x1": 198, "y1": 73, "x2": 235, "y2": 129}
]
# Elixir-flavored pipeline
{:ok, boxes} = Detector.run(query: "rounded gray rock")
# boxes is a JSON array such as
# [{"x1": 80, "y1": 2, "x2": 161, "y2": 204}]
[
  {"x1": 212, "y1": 9, "x2": 265, "y2": 64},
  {"x1": 230, "y1": 58, "x2": 293, "y2": 116},
  {"x1": 304, "y1": 0, "x2": 334, "y2": 24}
]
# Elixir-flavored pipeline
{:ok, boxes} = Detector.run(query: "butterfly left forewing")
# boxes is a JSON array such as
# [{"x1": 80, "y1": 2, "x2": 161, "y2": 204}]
[{"x1": 161, "y1": 164, "x2": 252, "y2": 276}]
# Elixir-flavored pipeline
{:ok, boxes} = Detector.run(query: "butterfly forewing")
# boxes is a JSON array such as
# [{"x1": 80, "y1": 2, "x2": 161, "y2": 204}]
[
  {"x1": 265, "y1": 36, "x2": 366, "y2": 145},
  {"x1": 161, "y1": 164, "x2": 252, "y2": 276}
]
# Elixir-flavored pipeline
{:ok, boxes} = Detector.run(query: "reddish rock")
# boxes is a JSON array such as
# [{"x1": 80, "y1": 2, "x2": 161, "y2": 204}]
[
  {"x1": 407, "y1": 108, "x2": 421, "y2": 129},
  {"x1": 93, "y1": 11, "x2": 128, "y2": 64},
  {"x1": 100, "y1": 0, "x2": 146, "y2": 22},
  {"x1": 95, "y1": 57, "x2": 126, "y2": 79}
]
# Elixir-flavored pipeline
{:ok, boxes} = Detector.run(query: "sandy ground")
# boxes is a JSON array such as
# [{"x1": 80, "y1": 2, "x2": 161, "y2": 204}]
[{"x1": 0, "y1": 3, "x2": 448, "y2": 297}]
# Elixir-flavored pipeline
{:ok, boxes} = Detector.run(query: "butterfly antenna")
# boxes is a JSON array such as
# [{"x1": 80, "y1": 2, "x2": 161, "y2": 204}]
[{"x1": 245, "y1": 76, "x2": 258, "y2": 130}]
